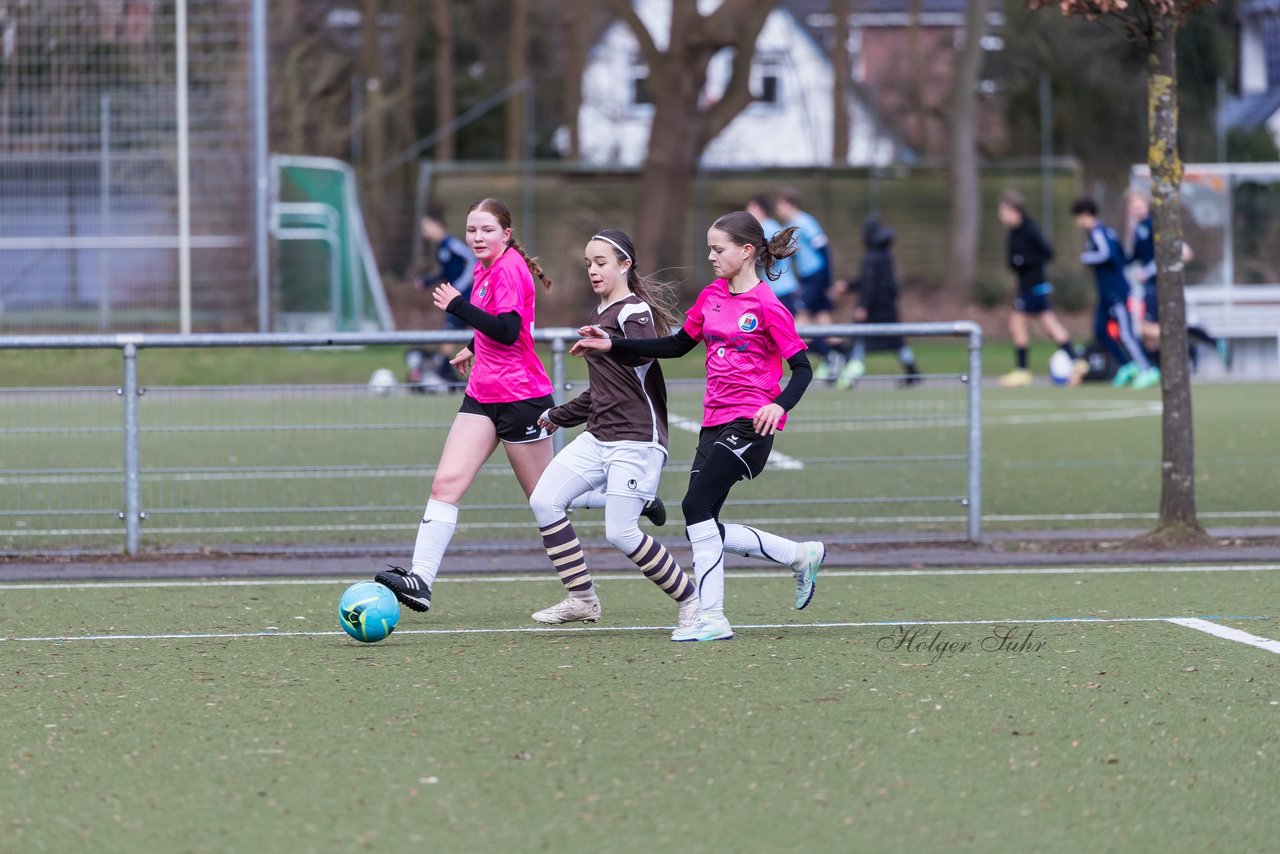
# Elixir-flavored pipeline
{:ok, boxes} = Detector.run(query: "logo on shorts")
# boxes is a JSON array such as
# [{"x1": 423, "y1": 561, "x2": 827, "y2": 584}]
[
  {"x1": 737, "y1": 313, "x2": 759, "y2": 332},
  {"x1": 627, "y1": 478, "x2": 638, "y2": 491},
  {"x1": 725, "y1": 434, "x2": 739, "y2": 446},
  {"x1": 525, "y1": 425, "x2": 538, "y2": 435}
]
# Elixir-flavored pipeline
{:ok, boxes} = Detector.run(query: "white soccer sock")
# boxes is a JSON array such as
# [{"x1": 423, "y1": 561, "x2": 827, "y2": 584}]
[
  {"x1": 687, "y1": 519, "x2": 726, "y2": 617},
  {"x1": 412, "y1": 499, "x2": 458, "y2": 586},
  {"x1": 722, "y1": 523, "x2": 799, "y2": 567}
]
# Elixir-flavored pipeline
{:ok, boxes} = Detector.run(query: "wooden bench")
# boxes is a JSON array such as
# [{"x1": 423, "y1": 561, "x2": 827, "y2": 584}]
[{"x1": 1183, "y1": 285, "x2": 1280, "y2": 377}]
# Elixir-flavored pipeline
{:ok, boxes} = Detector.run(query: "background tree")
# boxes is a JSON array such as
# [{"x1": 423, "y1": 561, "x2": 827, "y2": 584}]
[
  {"x1": 559, "y1": 0, "x2": 590, "y2": 161},
  {"x1": 1004, "y1": 1, "x2": 1232, "y2": 192},
  {"x1": 505, "y1": 0, "x2": 530, "y2": 162},
  {"x1": 943, "y1": 0, "x2": 989, "y2": 295},
  {"x1": 1030, "y1": 0, "x2": 1216, "y2": 541},
  {"x1": 830, "y1": 0, "x2": 851, "y2": 162},
  {"x1": 432, "y1": 0, "x2": 456, "y2": 162},
  {"x1": 603, "y1": 0, "x2": 779, "y2": 276}
]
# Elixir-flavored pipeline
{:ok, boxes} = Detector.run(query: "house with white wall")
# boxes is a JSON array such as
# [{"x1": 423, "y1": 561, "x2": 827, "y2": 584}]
[
  {"x1": 574, "y1": 0, "x2": 910, "y2": 168},
  {"x1": 1222, "y1": 0, "x2": 1280, "y2": 146}
]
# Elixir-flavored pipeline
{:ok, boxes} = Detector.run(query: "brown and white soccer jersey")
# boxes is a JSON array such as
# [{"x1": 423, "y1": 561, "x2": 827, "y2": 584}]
[{"x1": 546, "y1": 295, "x2": 669, "y2": 451}]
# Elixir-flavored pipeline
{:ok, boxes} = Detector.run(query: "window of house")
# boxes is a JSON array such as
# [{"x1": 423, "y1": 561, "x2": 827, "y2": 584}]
[
  {"x1": 753, "y1": 54, "x2": 782, "y2": 105},
  {"x1": 630, "y1": 55, "x2": 652, "y2": 106}
]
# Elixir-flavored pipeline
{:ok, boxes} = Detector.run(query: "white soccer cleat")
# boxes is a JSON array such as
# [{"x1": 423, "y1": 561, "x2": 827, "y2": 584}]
[
  {"x1": 676, "y1": 597, "x2": 701, "y2": 631},
  {"x1": 791, "y1": 541, "x2": 826, "y2": 610},
  {"x1": 671, "y1": 613, "x2": 734, "y2": 642},
  {"x1": 531, "y1": 596, "x2": 601, "y2": 625}
]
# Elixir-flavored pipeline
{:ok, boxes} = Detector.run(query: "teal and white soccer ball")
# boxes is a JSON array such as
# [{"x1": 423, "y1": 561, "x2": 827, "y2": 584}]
[
  {"x1": 338, "y1": 581, "x2": 400, "y2": 643},
  {"x1": 1049, "y1": 350, "x2": 1074, "y2": 386}
]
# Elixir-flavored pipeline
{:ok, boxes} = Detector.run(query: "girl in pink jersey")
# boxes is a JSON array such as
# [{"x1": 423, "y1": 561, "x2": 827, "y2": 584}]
[
  {"x1": 526, "y1": 229, "x2": 699, "y2": 635},
  {"x1": 374, "y1": 197, "x2": 558, "y2": 614},
  {"x1": 573, "y1": 211, "x2": 826, "y2": 642}
]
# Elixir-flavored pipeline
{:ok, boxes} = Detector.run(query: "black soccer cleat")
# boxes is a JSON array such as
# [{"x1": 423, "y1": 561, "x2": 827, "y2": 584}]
[
  {"x1": 374, "y1": 565, "x2": 432, "y2": 613},
  {"x1": 641, "y1": 496, "x2": 667, "y2": 527}
]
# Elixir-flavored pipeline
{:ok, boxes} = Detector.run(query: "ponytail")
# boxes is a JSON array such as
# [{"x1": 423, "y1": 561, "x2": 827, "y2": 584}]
[
  {"x1": 710, "y1": 210, "x2": 798, "y2": 283},
  {"x1": 510, "y1": 238, "x2": 552, "y2": 290}
]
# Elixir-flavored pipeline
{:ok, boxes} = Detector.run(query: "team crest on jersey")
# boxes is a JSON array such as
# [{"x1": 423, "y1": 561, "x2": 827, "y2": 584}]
[{"x1": 737, "y1": 312, "x2": 759, "y2": 333}]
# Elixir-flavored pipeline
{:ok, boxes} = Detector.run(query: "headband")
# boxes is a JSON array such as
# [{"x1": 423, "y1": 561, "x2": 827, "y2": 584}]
[{"x1": 591, "y1": 233, "x2": 633, "y2": 266}]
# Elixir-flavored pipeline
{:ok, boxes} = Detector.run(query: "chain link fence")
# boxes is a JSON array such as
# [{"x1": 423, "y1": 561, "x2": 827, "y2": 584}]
[
  {"x1": 0, "y1": 325, "x2": 982, "y2": 556},
  {"x1": 0, "y1": 0, "x2": 261, "y2": 332}
]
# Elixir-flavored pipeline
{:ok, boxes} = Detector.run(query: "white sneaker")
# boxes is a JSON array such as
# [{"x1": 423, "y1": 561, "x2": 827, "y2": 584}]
[
  {"x1": 671, "y1": 613, "x2": 734, "y2": 642},
  {"x1": 531, "y1": 596, "x2": 601, "y2": 624},
  {"x1": 676, "y1": 597, "x2": 701, "y2": 631},
  {"x1": 791, "y1": 541, "x2": 826, "y2": 610}
]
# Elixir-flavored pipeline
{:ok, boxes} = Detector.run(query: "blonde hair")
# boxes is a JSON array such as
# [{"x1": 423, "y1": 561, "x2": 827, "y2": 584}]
[{"x1": 469, "y1": 197, "x2": 552, "y2": 290}]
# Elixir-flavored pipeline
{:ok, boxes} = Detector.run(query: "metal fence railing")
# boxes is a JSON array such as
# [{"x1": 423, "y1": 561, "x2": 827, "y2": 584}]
[{"x1": 0, "y1": 323, "x2": 982, "y2": 555}]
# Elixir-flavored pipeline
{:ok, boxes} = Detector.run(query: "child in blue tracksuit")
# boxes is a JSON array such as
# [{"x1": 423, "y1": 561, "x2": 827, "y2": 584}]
[
  {"x1": 411, "y1": 208, "x2": 477, "y2": 388},
  {"x1": 1124, "y1": 189, "x2": 1226, "y2": 370},
  {"x1": 1070, "y1": 197, "x2": 1159, "y2": 389}
]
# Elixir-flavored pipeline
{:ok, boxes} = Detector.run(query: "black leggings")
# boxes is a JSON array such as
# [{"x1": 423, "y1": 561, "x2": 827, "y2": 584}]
[{"x1": 681, "y1": 419, "x2": 774, "y2": 527}]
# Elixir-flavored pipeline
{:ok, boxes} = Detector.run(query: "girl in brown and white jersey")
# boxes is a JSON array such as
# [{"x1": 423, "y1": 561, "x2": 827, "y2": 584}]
[{"x1": 527, "y1": 229, "x2": 699, "y2": 633}]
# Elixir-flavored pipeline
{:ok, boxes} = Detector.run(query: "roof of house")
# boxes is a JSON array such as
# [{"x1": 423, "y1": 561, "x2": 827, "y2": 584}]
[{"x1": 1221, "y1": 89, "x2": 1280, "y2": 130}]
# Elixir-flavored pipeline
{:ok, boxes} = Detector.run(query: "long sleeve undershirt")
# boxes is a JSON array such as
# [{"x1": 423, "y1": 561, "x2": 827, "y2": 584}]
[{"x1": 447, "y1": 296, "x2": 521, "y2": 346}]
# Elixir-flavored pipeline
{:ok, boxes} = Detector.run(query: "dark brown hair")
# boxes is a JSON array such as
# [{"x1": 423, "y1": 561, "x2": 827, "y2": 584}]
[
  {"x1": 710, "y1": 210, "x2": 798, "y2": 282},
  {"x1": 588, "y1": 229, "x2": 679, "y2": 335},
  {"x1": 468, "y1": 197, "x2": 552, "y2": 290}
]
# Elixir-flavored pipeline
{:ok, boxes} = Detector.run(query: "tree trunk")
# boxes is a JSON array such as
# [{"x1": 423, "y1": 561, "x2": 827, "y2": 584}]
[
  {"x1": 908, "y1": 0, "x2": 926, "y2": 150},
  {"x1": 635, "y1": 60, "x2": 707, "y2": 277},
  {"x1": 561, "y1": 0, "x2": 589, "y2": 161},
  {"x1": 830, "y1": 0, "x2": 851, "y2": 163},
  {"x1": 1148, "y1": 14, "x2": 1202, "y2": 536},
  {"x1": 506, "y1": 0, "x2": 529, "y2": 162},
  {"x1": 615, "y1": 0, "x2": 777, "y2": 277},
  {"x1": 943, "y1": 0, "x2": 987, "y2": 293},
  {"x1": 433, "y1": 0, "x2": 456, "y2": 162},
  {"x1": 359, "y1": 0, "x2": 385, "y2": 242}
]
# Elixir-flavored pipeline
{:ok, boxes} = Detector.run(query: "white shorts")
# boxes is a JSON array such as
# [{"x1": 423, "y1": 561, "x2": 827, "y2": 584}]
[{"x1": 553, "y1": 432, "x2": 667, "y2": 501}]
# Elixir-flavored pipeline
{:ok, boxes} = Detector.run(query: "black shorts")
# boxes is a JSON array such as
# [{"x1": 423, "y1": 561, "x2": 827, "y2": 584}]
[
  {"x1": 691, "y1": 418, "x2": 774, "y2": 481},
  {"x1": 458, "y1": 393, "x2": 555, "y2": 444},
  {"x1": 1013, "y1": 283, "x2": 1054, "y2": 314},
  {"x1": 797, "y1": 271, "x2": 833, "y2": 315}
]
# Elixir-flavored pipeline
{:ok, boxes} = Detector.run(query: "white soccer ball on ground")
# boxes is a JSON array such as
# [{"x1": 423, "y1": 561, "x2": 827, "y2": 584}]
[
  {"x1": 1048, "y1": 350, "x2": 1074, "y2": 386},
  {"x1": 367, "y1": 368, "x2": 397, "y2": 396}
]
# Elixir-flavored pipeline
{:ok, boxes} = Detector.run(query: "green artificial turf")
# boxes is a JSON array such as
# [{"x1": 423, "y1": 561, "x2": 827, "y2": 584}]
[{"x1": 3, "y1": 565, "x2": 1278, "y2": 852}]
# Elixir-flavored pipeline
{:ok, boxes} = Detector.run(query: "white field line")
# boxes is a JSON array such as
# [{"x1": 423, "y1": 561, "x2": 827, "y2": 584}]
[
  {"x1": 668, "y1": 413, "x2": 803, "y2": 470},
  {"x1": 1, "y1": 615, "x2": 1249, "y2": 644},
  {"x1": 3, "y1": 563, "x2": 1280, "y2": 592},
  {"x1": 1165, "y1": 617, "x2": 1280, "y2": 655}
]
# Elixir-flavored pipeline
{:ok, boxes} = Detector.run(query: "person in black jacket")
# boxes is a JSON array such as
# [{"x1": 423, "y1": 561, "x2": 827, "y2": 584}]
[
  {"x1": 997, "y1": 191, "x2": 1079, "y2": 387},
  {"x1": 838, "y1": 217, "x2": 920, "y2": 388}
]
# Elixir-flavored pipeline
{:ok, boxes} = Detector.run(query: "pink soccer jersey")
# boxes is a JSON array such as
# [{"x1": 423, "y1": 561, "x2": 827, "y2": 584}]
[
  {"x1": 465, "y1": 247, "x2": 554, "y2": 403},
  {"x1": 682, "y1": 278, "x2": 807, "y2": 429}
]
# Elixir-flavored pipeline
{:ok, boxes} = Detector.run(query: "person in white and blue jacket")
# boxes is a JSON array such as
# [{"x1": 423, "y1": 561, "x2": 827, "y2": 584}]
[
  {"x1": 1125, "y1": 189, "x2": 1228, "y2": 371},
  {"x1": 1071, "y1": 197, "x2": 1159, "y2": 389}
]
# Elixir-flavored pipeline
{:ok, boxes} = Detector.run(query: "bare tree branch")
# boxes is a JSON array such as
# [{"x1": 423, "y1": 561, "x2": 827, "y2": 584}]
[
  {"x1": 603, "y1": 0, "x2": 662, "y2": 65},
  {"x1": 698, "y1": 2, "x2": 775, "y2": 147}
]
